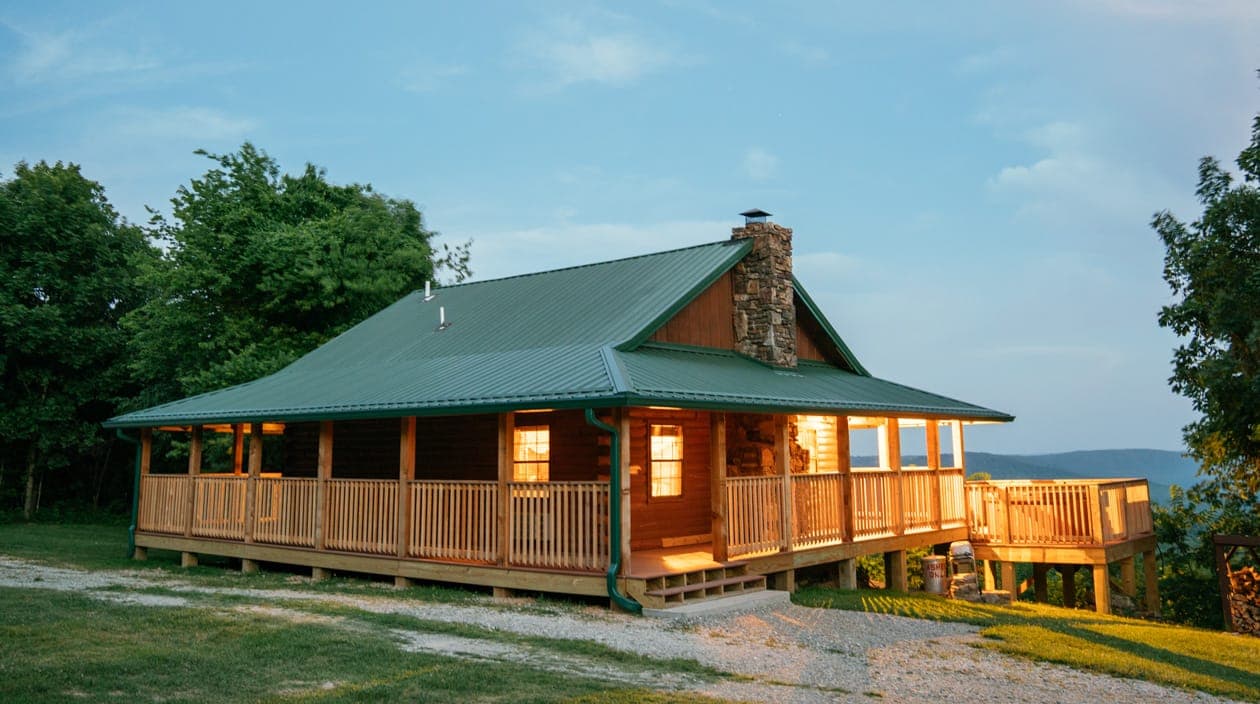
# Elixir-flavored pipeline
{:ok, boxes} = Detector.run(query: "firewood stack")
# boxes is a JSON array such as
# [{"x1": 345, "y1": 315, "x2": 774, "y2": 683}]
[{"x1": 1228, "y1": 566, "x2": 1260, "y2": 635}]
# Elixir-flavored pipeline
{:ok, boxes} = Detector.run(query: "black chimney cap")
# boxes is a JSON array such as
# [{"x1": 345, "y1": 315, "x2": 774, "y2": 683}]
[{"x1": 740, "y1": 208, "x2": 771, "y2": 223}]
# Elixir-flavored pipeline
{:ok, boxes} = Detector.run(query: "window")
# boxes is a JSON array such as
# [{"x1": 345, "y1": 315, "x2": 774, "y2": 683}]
[
  {"x1": 794, "y1": 415, "x2": 839, "y2": 473},
  {"x1": 513, "y1": 425, "x2": 550, "y2": 482},
  {"x1": 649, "y1": 424, "x2": 683, "y2": 497}
]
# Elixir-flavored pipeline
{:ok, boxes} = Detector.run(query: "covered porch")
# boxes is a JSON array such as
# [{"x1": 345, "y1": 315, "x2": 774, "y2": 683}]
[{"x1": 132, "y1": 407, "x2": 981, "y2": 606}]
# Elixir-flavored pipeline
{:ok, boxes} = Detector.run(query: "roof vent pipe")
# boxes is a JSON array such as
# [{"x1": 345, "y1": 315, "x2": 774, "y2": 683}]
[
  {"x1": 437, "y1": 306, "x2": 451, "y2": 331},
  {"x1": 423, "y1": 281, "x2": 435, "y2": 301}
]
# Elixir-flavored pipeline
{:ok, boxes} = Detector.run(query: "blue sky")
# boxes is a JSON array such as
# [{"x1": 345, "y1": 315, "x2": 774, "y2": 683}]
[{"x1": 2, "y1": 1, "x2": 1258, "y2": 454}]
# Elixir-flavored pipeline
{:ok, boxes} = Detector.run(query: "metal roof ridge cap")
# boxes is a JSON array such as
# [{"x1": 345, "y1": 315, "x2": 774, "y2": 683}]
[
  {"x1": 440, "y1": 239, "x2": 744, "y2": 291},
  {"x1": 599, "y1": 346, "x2": 633, "y2": 395}
]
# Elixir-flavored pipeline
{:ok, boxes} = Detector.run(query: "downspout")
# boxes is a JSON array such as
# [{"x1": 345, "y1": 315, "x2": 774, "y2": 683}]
[
  {"x1": 584, "y1": 408, "x2": 641, "y2": 614},
  {"x1": 115, "y1": 429, "x2": 142, "y2": 559}
]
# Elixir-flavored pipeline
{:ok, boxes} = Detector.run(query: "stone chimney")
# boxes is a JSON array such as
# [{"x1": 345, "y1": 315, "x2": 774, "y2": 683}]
[{"x1": 731, "y1": 209, "x2": 796, "y2": 368}]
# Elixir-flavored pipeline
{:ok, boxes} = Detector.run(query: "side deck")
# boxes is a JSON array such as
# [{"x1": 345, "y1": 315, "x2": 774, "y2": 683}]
[{"x1": 965, "y1": 478, "x2": 1158, "y2": 613}]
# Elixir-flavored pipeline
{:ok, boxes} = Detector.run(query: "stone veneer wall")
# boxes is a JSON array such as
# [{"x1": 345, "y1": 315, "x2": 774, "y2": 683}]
[
  {"x1": 725, "y1": 413, "x2": 813, "y2": 477},
  {"x1": 730, "y1": 221, "x2": 797, "y2": 368}
]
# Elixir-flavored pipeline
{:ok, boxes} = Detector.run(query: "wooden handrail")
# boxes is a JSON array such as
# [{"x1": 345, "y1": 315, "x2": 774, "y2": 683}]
[{"x1": 965, "y1": 478, "x2": 1154, "y2": 546}]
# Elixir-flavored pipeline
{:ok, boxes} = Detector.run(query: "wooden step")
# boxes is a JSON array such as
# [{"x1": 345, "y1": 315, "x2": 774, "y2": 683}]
[{"x1": 645, "y1": 573, "x2": 766, "y2": 598}]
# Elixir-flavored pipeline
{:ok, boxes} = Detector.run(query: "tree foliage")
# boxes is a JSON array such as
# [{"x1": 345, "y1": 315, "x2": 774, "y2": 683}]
[
  {"x1": 1153, "y1": 481, "x2": 1260, "y2": 628},
  {"x1": 0, "y1": 161, "x2": 155, "y2": 516},
  {"x1": 127, "y1": 143, "x2": 470, "y2": 405},
  {"x1": 1153, "y1": 102, "x2": 1260, "y2": 497}
]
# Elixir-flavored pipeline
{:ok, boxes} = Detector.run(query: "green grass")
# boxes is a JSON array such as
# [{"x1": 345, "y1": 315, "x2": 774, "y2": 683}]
[
  {"x1": 0, "y1": 586, "x2": 735, "y2": 703},
  {"x1": 0, "y1": 523, "x2": 744, "y2": 703},
  {"x1": 794, "y1": 586, "x2": 1260, "y2": 702},
  {"x1": 0, "y1": 522, "x2": 480, "y2": 603}
]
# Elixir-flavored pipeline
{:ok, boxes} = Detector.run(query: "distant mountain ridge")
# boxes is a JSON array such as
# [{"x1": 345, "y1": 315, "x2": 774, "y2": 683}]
[{"x1": 853, "y1": 449, "x2": 1199, "y2": 504}]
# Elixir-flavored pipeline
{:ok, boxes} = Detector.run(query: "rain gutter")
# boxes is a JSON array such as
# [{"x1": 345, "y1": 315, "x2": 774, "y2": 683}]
[{"x1": 584, "y1": 408, "x2": 641, "y2": 614}]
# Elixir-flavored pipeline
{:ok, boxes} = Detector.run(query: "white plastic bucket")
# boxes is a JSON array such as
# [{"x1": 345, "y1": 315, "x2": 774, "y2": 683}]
[{"x1": 923, "y1": 555, "x2": 948, "y2": 594}]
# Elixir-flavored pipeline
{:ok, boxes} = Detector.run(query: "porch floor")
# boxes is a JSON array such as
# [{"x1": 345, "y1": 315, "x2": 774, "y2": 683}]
[{"x1": 628, "y1": 543, "x2": 729, "y2": 578}]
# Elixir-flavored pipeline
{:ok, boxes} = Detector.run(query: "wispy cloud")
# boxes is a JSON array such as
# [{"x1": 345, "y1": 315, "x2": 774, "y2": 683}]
[
  {"x1": 779, "y1": 41, "x2": 829, "y2": 66},
  {"x1": 456, "y1": 219, "x2": 730, "y2": 281},
  {"x1": 105, "y1": 106, "x2": 257, "y2": 142},
  {"x1": 516, "y1": 15, "x2": 680, "y2": 91},
  {"x1": 1081, "y1": 0, "x2": 1260, "y2": 21},
  {"x1": 398, "y1": 62, "x2": 469, "y2": 94},
  {"x1": 742, "y1": 147, "x2": 778, "y2": 181},
  {"x1": 4, "y1": 23, "x2": 160, "y2": 85}
]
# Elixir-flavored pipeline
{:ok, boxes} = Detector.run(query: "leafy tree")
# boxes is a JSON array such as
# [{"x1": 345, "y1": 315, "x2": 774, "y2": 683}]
[
  {"x1": 127, "y1": 143, "x2": 470, "y2": 404},
  {"x1": 1153, "y1": 482, "x2": 1260, "y2": 628},
  {"x1": 1153, "y1": 99, "x2": 1260, "y2": 497},
  {"x1": 0, "y1": 161, "x2": 154, "y2": 518}
]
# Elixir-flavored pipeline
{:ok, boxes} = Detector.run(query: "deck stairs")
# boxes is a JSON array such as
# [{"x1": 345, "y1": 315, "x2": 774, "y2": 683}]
[{"x1": 629, "y1": 562, "x2": 767, "y2": 609}]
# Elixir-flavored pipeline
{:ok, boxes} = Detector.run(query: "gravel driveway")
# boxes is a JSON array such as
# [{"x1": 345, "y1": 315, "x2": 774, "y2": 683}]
[{"x1": 0, "y1": 556, "x2": 1239, "y2": 703}]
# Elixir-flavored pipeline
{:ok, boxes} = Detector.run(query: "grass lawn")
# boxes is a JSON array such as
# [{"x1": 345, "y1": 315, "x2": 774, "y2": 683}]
[
  {"x1": 794, "y1": 586, "x2": 1260, "y2": 702},
  {"x1": 0, "y1": 522, "x2": 743, "y2": 703}
]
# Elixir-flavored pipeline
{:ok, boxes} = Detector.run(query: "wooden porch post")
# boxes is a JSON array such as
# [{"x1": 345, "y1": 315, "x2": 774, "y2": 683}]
[
  {"x1": 1061, "y1": 565, "x2": 1078, "y2": 608},
  {"x1": 312, "y1": 421, "x2": 333, "y2": 581},
  {"x1": 710, "y1": 412, "x2": 728, "y2": 561},
  {"x1": 243, "y1": 423, "x2": 262, "y2": 543},
  {"x1": 836, "y1": 415, "x2": 853, "y2": 542},
  {"x1": 950, "y1": 420, "x2": 966, "y2": 472},
  {"x1": 617, "y1": 408, "x2": 632, "y2": 574},
  {"x1": 1143, "y1": 549, "x2": 1161, "y2": 616},
  {"x1": 776, "y1": 415, "x2": 793, "y2": 552},
  {"x1": 1001, "y1": 561, "x2": 1016, "y2": 598},
  {"x1": 1033, "y1": 563, "x2": 1049, "y2": 603},
  {"x1": 885, "y1": 418, "x2": 903, "y2": 535},
  {"x1": 232, "y1": 424, "x2": 244, "y2": 475},
  {"x1": 182, "y1": 426, "x2": 202, "y2": 566},
  {"x1": 133, "y1": 428, "x2": 152, "y2": 561},
  {"x1": 926, "y1": 420, "x2": 941, "y2": 529},
  {"x1": 241, "y1": 422, "x2": 262, "y2": 573},
  {"x1": 140, "y1": 428, "x2": 152, "y2": 476},
  {"x1": 497, "y1": 412, "x2": 513, "y2": 567},
  {"x1": 1093, "y1": 564, "x2": 1112, "y2": 614},
  {"x1": 1119, "y1": 556, "x2": 1137, "y2": 599},
  {"x1": 397, "y1": 417, "x2": 417, "y2": 580}
]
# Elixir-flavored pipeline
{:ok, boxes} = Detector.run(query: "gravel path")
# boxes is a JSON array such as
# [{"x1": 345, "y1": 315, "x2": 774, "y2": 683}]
[{"x1": 0, "y1": 556, "x2": 1240, "y2": 703}]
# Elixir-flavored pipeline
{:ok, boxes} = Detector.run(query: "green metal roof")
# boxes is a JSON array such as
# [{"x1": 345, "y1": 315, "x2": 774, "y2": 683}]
[{"x1": 105, "y1": 238, "x2": 1012, "y2": 427}]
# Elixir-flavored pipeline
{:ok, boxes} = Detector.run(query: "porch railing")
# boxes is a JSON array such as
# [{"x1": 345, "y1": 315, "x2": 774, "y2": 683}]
[
  {"x1": 727, "y1": 476, "x2": 783, "y2": 556},
  {"x1": 254, "y1": 477, "x2": 317, "y2": 547},
  {"x1": 325, "y1": 479, "x2": 397, "y2": 555},
  {"x1": 507, "y1": 481, "x2": 609, "y2": 571},
  {"x1": 965, "y1": 478, "x2": 1154, "y2": 546},
  {"x1": 193, "y1": 475, "x2": 246, "y2": 540},
  {"x1": 137, "y1": 474, "x2": 191, "y2": 535},
  {"x1": 790, "y1": 473, "x2": 845, "y2": 548},
  {"x1": 410, "y1": 480, "x2": 498, "y2": 562}
]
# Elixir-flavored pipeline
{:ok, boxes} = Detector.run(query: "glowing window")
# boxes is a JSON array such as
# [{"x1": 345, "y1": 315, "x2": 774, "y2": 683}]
[
  {"x1": 794, "y1": 415, "x2": 838, "y2": 473},
  {"x1": 513, "y1": 425, "x2": 550, "y2": 482},
  {"x1": 650, "y1": 424, "x2": 683, "y2": 497}
]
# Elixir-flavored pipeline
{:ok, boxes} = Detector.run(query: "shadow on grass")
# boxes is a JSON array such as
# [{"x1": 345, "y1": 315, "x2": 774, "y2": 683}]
[{"x1": 793, "y1": 586, "x2": 1260, "y2": 702}]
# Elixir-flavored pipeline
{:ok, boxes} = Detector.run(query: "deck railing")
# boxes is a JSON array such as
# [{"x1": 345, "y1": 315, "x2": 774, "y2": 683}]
[
  {"x1": 254, "y1": 477, "x2": 317, "y2": 547},
  {"x1": 137, "y1": 475, "x2": 191, "y2": 534},
  {"x1": 727, "y1": 476, "x2": 784, "y2": 556},
  {"x1": 791, "y1": 473, "x2": 845, "y2": 548},
  {"x1": 410, "y1": 480, "x2": 498, "y2": 562},
  {"x1": 725, "y1": 468, "x2": 967, "y2": 558},
  {"x1": 325, "y1": 479, "x2": 398, "y2": 555},
  {"x1": 507, "y1": 481, "x2": 608, "y2": 571},
  {"x1": 192, "y1": 475, "x2": 247, "y2": 540},
  {"x1": 965, "y1": 478, "x2": 1154, "y2": 546},
  {"x1": 851, "y1": 470, "x2": 900, "y2": 540}
]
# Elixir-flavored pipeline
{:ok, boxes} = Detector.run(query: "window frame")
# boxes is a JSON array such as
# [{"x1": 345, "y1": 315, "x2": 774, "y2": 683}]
[
  {"x1": 512, "y1": 424, "x2": 550, "y2": 483},
  {"x1": 647, "y1": 423, "x2": 684, "y2": 500}
]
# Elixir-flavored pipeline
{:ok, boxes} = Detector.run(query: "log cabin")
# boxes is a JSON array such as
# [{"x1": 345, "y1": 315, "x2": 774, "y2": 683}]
[{"x1": 105, "y1": 210, "x2": 1155, "y2": 613}]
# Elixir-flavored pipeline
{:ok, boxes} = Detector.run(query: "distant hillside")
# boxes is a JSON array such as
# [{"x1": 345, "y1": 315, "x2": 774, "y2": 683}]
[{"x1": 853, "y1": 449, "x2": 1199, "y2": 505}]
